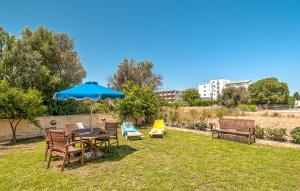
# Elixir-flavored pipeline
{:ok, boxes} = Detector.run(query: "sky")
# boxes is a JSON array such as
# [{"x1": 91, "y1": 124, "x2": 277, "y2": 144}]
[{"x1": 0, "y1": 0, "x2": 299, "y2": 93}]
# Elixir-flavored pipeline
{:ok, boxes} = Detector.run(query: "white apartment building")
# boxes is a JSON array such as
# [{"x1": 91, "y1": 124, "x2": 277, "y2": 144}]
[{"x1": 198, "y1": 79, "x2": 251, "y2": 100}]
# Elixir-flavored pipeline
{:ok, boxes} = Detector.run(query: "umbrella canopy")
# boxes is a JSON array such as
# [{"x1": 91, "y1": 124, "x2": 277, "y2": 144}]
[
  {"x1": 53, "y1": 81, "x2": 125, "y2": 130},
  {"x1": 53, "y1": 81, "x2": 125, "y2": 101}
]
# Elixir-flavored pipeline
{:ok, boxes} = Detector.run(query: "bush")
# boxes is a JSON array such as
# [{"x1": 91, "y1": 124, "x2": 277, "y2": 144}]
[
  {"x1": 216, "y1": 108, "x2": 231, "y2": 118},
  {"x1": 265, "y1": 128, "x2": 287, "y2": 142},
  {"x1": 190, "y1": 100, "x2": 217, "y2": 107},
  {"x1": 195, "y1": 121, "x2": 209, "y2": 131},
  {"x1": 238, "y1": 104, "x2": 257, "y2": 112},
  {"x1": 202, "y1": 109, "x2": 214, "y2": 119},
  {"x1": 290, "y1": 127, "x2": 300, "y2": 144},
  {"x1": 271, "y1": 112, "x2": 281, "y2": 117},
  {"x1": 255, "y1": 126, "x2": 265, "y2": 139}
]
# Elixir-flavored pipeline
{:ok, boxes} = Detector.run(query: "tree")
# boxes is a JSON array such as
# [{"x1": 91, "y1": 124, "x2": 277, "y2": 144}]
[
  {"x1": 0, "y1": 81, "x2": 47, "y2": 143},
  {"x1": 0, "y1": 27, "x2": 86, "y2": 114},
  {"x1": 116, "y1": 81, "x2": 161, "y2": 125},
  {"x1": 294, "y1": 92, "x2": 300, "y2": 100},
  {"x1": 218, "y1": 87, "x2": 249, "y2": 108},
  {"x1": 181, "y1": 88, "x2": 200, "y2": 105},
  {"x1": 248, "y1": 77, "x2": 289, "y2": 105},
  {"x1": 108, "y1": 58, "x2": 162, "y2": 91},
  {"x1": 0, "y1": 26, "x2": 15, "y2": 81},
  {"x1": 288, "y1": 96, "x2": 296, "y2": 105}
]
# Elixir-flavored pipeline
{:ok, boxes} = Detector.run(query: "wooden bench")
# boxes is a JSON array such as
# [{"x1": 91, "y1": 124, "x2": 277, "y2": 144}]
[{"x1": 210, "y1": 118, "x2": 256, "y2": 144}]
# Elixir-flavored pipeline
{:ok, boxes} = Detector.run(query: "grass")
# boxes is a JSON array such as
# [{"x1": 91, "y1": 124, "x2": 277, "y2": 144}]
[{"x1": 1, "y1": 129, "x2": 300, "y2": 190}]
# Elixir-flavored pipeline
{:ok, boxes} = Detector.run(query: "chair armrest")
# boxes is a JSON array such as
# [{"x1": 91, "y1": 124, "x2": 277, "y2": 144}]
[{"x1": 66, "y1": 140, "x2": 85, "y2": 147}]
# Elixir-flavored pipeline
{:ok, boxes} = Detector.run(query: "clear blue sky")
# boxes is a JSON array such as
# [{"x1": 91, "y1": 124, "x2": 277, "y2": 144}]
[{"x1": 1, "y1": 0, "x2": 299, "y2": 93}]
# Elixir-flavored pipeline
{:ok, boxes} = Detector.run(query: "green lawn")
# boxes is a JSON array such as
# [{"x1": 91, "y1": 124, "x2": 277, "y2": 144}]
[{"x1": 1, "y1": 129, "x2": 300, "y2": 190}]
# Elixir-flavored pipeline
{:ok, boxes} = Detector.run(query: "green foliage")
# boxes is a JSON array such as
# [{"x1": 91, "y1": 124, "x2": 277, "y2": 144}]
[
  {"x1": 248, "y1": 77, "x2": 289, "y2": 105},
  {"x1": 0, "y1": 27, "x2": 15, "y2": 58},
  {"x1": 0, "y1": 27, "x2": 86, "y2": 115},
  {"x1": 0, "y1": 81, "x2": 47, "y2": 143},
  {"x1": 255, "y1": 126, "x2": 265, "y2": 139},
  {"x1": 288, "y1": 96, "x2": 295, "y2": 105},
  {"x1": 116, "y1": 81, "x2": 161, "y2": 125},
  {"x1": 48, "y1": 100, "x2": 90, "y2": 115},
  {"x1": 108, "y1": 58, "x2": 162, "y2": 91},
  {"x1": 265, "y1": 128, "x2": 287, "y2": 142},
  {"x1": 218, "y1": 87, "x2": 249, "y2": 108},
  {"x1": 181, "y1": 88, "x2": 200, "y2": 105},
  {"x1": 202, "y1": 109, "x2": 214, "y2": 119},
  {"x1": 215, "y1": 108, "x2": 231, "y2": 118},
  {"x1": 165, "y1": 100, "x2": 189, "y2": 109},
  {"x1": 293, "y1": 92, "x2": 300, "y2": 100},
  {"x1": 190, "y1": 99, "x2": 216, "y2": 106},
  {"x1": 168, "y1": 112, "x2": 179, "y2": 124},
  {"x1": 194, "y1": 121, "x2": 209, "y2": 131},
  {"x1": 238, "y1": 104, "x2": 257, "y2": 112},
  {"x1": 290, "y1": 127, "x2": 300, "y2": 144}
]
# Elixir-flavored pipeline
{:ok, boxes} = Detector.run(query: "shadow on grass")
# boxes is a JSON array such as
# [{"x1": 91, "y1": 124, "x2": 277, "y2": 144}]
[
  {"x1": 64, "y1": 144, "x2": 138, "y2": 171},
  {"x1": 0, "y1": 137, "x2": 44, "y2": 146},
  {"x1": 95, "y1": 144, "x2": 138, "y2": 162}
]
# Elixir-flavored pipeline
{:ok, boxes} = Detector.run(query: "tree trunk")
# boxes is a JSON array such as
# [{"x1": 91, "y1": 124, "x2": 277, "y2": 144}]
[
  {"x1": 8, "y1": 119, "x2": 19, "y2": 144},
  {"x1": 12, "y1": 129, "x2": 16, "y2": 144}
]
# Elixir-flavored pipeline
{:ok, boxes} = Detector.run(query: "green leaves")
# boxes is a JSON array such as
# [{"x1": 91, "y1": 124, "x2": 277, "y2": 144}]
[
  {"x1": 181, "y1": 88, "x2": 200, "y2": 105},
  {"x1": 217, "y1": 87, "x2": 249, "y2": 108},
  {"x1": 108, "y1": 58, "x2": 162, "y2": 91},
  {"x1": 0, "y1": 81, "x2": 47, "y2": 142},
  {"x1": 0, "y1": 27, "x2": 86, "y2": 115},
  {"x1": 248, "y1": 77, "x2": 289, "y2": 105},
  {"x1": 116, "y1": 81, "x2": 161, "y2": 125}
]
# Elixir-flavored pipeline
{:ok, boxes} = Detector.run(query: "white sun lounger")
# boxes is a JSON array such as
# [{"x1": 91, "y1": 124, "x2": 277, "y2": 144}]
[{"x1": 126, "y1": 131, "x2": 144, "y2": 139}]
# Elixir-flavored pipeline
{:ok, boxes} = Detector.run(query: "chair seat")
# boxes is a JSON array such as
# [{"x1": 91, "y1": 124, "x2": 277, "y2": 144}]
[
  {"x1": 213, "y1": 129, "x2": 250, "y2": 135},
  {"x1": 52, "y1": 145, "x2": 82, "y2": 153}
]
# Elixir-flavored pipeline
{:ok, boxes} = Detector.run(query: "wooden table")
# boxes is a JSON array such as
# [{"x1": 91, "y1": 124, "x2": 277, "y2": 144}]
[{"x1": 73, "y1": 128, "x2": 109, "y2": 160}]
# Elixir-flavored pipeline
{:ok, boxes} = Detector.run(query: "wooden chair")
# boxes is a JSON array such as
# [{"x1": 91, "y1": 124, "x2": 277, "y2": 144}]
[
  {"x1": 47, "y1": 130, "x2": 84, "y2": 172},
  {"x1": 105, "y1": 123, "x2": 120, "y2": 149},
  {"x1": 44, "y1": 126, "x2": 56, "y2": 161},
  {"x1": 65, "y1": 124, "x2": 80, "y2": 142},
  {"x1": 94, "y1": 128, "x2": 110, "y2": 151}
]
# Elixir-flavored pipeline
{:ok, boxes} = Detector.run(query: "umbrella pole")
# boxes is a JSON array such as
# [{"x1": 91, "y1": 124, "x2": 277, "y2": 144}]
[{"x1": 90, "y1": 101, "x2": 94, "y2": 132}]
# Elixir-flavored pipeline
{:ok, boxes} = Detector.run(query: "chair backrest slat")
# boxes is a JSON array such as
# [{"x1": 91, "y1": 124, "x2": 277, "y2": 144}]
[
  {"x1": 44, "y1": 127, "x2": 57, "y2": 140},
  {"x1": 219, "y1": 118, "x2": 255, "y2": 132},
  {"x1": 65, "y1": 124, "x2": 79, "y2": 135},
  {"x1": 50, "y1": 130, "x2": 67, "y2": 149},
  {"x1": 105, "y1": 123, "x2": 119, "y2": 136}
]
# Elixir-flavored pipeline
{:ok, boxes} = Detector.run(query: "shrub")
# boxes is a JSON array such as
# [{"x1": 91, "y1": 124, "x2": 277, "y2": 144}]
[
  {"x1": 261, "y1": 112, "x2": 269, "y2": 117},
  {"x1": 290, "y1": 127, "x2": 300, "y2": 144},
  {"x1": 195, "y1": 121, "x2": 209, "y2": 131},
  {"x1": 271, "y1": 112, "x2": 281, "y2": 117},
  {"x1": 255, "y1": 126, "x2": 265, "y2": 139},
  {"x1": 190, "y1": 100, "x2": 217, "y2": 107},
  {"x1": 202, "y1": 109, "x2": 214, "y2": 119},
  {"x1": 265, "y1": 128, "x2": 287, "y2": 142},
  {"x1": 238, "y1": 104, "x2": 257, "y2": 112},
  {"x1": 216, "y1": 108, "x2": 231, "y2": 118},
  {"x1": 169, "y1": 112, "x2": 179, "y2": 124}
]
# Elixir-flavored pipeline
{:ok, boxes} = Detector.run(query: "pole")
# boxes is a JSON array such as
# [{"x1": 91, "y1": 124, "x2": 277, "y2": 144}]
[{"x1": 90, "y1": 101, "x2": 94, "y2": 132}]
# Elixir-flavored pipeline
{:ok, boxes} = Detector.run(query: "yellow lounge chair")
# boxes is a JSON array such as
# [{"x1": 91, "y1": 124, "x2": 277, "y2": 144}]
[{"x1": 149, "y1": 120, "x2": 166, "y2": 138}]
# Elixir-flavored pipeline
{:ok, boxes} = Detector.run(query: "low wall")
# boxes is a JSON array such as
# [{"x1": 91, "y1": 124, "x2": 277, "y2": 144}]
[{"x1": 0, "y1": 114, "x2": 119, "y2": 142}]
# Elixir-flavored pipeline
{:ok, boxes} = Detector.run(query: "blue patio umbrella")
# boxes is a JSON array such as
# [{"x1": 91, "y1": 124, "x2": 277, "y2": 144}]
[{"x1": 53, "y1": 81, "x2": 125, "y2": 131}]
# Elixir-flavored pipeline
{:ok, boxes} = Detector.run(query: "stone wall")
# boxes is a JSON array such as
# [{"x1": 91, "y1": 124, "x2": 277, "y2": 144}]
[{"x1": 0, "y1": 114, "x2": 119, "y2": 142}]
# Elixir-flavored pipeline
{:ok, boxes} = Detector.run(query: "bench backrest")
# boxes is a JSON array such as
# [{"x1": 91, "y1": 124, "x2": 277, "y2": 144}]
[{"x1": 219, "y1": 118, "x2": 255, "y2": 132}]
